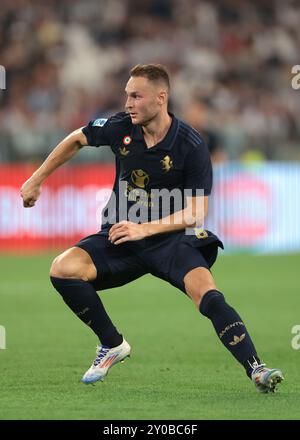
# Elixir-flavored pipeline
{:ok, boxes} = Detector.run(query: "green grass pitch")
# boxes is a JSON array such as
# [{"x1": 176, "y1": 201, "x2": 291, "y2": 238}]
[{"x1": 0, "y1": 252, "x2": 299, "y2": 420}]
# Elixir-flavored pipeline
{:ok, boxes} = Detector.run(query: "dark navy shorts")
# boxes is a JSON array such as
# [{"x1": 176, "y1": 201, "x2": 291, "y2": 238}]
[{"x1": 75, "y1": 229, "x2": 224, "y2": 294}]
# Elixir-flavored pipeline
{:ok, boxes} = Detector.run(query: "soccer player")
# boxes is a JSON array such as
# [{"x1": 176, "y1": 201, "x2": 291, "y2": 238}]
[{"x1": 20, "y1": 64, "x2": 283, "y2": 392}]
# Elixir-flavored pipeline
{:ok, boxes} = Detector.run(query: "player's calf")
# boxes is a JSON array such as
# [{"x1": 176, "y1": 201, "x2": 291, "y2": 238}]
[
  {"x1": 196, "y1": 289, "x2": 284, "y2": 392},
  {"x1": 50, "y1": 247, "x2": 123, "y2": 349},
  {"x1": 184, "y1": 267, "x2": 217, "y2": 309}
]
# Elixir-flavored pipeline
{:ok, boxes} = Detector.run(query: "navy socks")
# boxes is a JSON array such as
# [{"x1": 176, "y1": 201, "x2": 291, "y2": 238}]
[
  {"x1": 199, "y1": 290, "x2": 261, "y2": 377},
  {"x1": 50, "y1": 276, "x2": 123, "y2": 348},
  {"x1": 50, "y1": 279, "x2": 260, "y2": 377}
]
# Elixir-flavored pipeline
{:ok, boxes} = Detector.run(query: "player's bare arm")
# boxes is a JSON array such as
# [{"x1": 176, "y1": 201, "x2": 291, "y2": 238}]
[
  {"x1": 109, "y1": 196, "x2": 208, "y2": 245},
  {"x1": 20, "y1": 128, "x2": 88, "y2": 207}
]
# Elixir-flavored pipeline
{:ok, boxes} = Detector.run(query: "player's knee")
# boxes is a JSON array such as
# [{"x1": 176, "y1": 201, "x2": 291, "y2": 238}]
[
  {"x1": 50, "y1": 254, "x2": 88, "y2": 281},
  {"x1": 50, "y1": 254, "x2": 77, "y2": 279}
]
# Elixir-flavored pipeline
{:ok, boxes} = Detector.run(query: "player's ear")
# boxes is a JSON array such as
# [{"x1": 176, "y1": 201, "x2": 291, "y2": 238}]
[{"x1": 157, "y1": 90, "x2": 167, "y2": 106}]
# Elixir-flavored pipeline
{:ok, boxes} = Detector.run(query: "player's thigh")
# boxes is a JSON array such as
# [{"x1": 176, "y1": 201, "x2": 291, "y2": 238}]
[
  {"x1": 167, "y1": 242, "x2": 218, "y2": 305},
  {"x1": 50, "y1": 246, "x2": 97, "y2": 281},
  {"x1": 75, "y1": 233, "x2": 148, "y2": 291}
]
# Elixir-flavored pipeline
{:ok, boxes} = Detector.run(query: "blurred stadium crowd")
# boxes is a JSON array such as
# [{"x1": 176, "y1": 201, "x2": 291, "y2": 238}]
[{"x1": 0, "y1": 0, "x2": 299, "y2": 163}]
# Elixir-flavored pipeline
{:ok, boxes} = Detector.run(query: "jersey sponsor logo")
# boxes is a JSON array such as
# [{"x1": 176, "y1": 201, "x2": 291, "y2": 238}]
[
  {"x1": 131, "y1": 169, "x2": 149, "y2": 188},
  {"x1": 161, "y1": 155, "x2": 173, "y2": 172},
  {"x1": 119, "y1": 146, "x2": 130, "y2": 156},
  {"x1": 92, "y1": 118, "x2": 108, "y2": 127},
  {"x1": 123, "y1": 135, "x2": 132, "y2": 145}
]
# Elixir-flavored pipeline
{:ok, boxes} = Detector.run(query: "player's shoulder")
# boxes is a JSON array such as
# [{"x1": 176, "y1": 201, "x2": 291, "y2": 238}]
[
  {"x1": 90, "y1": 112, "x2": 132, "y2": 129},
  {"x1": 177, "y1": 119, "x2": 207, "y2": 151},
  {"x1": 106, "y1": 111, "x2": 133, "y2": 128}
]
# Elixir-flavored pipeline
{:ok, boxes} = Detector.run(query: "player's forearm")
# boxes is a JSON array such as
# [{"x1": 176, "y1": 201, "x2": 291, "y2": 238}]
[
  {"x1": 30, "y1": 129, "x2": 85, "y2": 184},
  {"x1": 144, "y1": 208, "x2": 204, "y2": 236}
]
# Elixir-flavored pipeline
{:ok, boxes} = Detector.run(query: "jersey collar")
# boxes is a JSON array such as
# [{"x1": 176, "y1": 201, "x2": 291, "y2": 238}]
[{"x1": 131, "y1": 112, "x2": 179, "y2": 151}]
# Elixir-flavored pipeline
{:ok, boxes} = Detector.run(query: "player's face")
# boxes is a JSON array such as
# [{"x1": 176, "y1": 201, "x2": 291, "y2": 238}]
[{"x1": 125, "y1": 76, "x2": 165, "y2": 125}]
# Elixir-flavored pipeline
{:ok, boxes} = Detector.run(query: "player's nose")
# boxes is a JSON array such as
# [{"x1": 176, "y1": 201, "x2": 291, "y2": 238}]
[{"x1": 125, "y1": 97, "x2": 133, "y2": 110}]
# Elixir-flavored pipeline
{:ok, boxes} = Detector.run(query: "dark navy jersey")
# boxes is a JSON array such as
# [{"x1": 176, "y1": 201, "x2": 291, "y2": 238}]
[{"x1": 82, "y1": 112, "x2": 212, "y2": 230}]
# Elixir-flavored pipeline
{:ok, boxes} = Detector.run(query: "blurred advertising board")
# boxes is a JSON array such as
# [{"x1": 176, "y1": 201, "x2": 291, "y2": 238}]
[
  {"x1": 207, "y1": 162, "x2": 300, "y2": 253},
  {"x1": 0, "y1": 163, "x2": 299, "y2": 253},
  {"x1": 0, "y1": 164, "x2": 115, "y2": 251}
]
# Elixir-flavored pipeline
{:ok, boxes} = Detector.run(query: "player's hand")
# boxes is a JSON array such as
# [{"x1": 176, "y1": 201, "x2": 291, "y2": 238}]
[
  {"x1": 20, "y1": 178, "x2": 42, "y2": 208},
  {"x1": 109, "y1": 221, "x2": 149, "y2": 245}
]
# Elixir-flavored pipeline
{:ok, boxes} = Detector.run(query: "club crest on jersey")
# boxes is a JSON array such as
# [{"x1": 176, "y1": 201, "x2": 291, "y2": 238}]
[
  {"x1": 92, "y1": 118, "x2": 108, "y2": 127},
  {"x1": 161, "y1": 155, "x2": 173, "y2": 172},
  {"x1": 123, "y1": 135, "x2": 132, "y2": 145}
]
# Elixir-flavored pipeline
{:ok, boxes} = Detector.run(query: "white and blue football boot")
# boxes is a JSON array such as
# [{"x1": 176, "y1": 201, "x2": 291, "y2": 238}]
[
  {"x1": 81, "y1": 338, "x2": 131, "y2": 384},
  {"x1": 251, "y1": 364, "x2": 284, "y2": 393}
]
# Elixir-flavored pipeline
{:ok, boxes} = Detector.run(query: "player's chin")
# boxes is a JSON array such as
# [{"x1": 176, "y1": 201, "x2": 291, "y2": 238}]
[{"x1": 129, "y1": 113, "x2": 140, "y2": 124}]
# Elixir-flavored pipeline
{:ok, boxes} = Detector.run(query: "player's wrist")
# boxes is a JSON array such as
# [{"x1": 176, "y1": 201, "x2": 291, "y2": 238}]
[
  {"x1": 31, "y1": 167, "x2": 51, "y2": 185},
  {"x1": 142, "y1": 223, "x2": 155, "y2": 237},
  {"x1": 29, "y1": 176, "x2": 43, "y2": 187}
]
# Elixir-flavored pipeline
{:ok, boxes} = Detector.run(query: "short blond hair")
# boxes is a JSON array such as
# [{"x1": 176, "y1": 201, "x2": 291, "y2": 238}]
[{"x1": 129, "y1": 64, "x2": 170, "y2": 91}]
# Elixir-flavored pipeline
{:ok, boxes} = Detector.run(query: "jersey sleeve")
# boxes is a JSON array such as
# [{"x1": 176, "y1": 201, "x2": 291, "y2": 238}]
[
  {"x1": 81, "y1": 118, "x2": 111, "y2": 147},
  {"x1": 183, "y1": 141, "x2": 212, "y2": 196}
]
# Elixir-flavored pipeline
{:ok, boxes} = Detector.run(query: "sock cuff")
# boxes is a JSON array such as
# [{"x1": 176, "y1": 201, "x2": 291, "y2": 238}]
[
  {"x1": 50, "y1": 276, "x2": 88, "y2": 288},
  {"x1": 199, "y1": 289, "x2": 225, "y2": 316}
]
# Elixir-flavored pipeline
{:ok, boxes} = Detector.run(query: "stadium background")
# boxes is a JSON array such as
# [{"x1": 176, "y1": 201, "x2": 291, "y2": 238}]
[{"x1": 0, "y1": 0, "x2": 299, "y2": 420}]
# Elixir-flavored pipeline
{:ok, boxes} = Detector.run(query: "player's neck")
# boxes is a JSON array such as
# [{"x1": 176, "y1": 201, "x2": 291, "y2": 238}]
[{"x1": 142, "y1": 111, "x2": 172, "y2": 148}]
